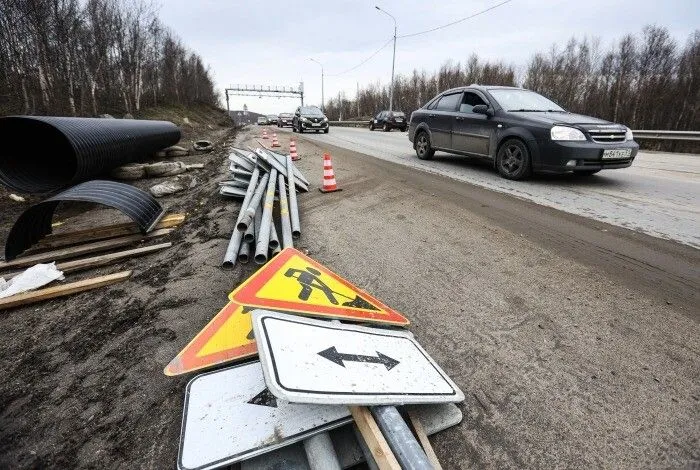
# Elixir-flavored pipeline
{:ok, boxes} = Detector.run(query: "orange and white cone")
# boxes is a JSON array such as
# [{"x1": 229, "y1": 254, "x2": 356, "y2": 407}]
[
  {"x1": 262, "y1": 129, "x2": 268, "y2": 140},
  {"x1": 290, "y1": 139, "x2": 300, "y2": 161},
  {"x1": 271, "y1": 133, "x2": 280, "y2": 147},
  {"x1": 319, "y1": 152, "x2": 342, "y2": 193}
]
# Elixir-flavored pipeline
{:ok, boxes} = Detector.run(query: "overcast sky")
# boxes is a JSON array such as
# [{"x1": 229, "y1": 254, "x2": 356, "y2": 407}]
[{"x1": 158, "y1": 0, "x2": 699, "y2": 114}]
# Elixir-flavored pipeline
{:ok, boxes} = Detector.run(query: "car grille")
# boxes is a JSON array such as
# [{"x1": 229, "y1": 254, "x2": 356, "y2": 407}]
[{"x1": 587, "y1": 129, "x2": 626, "y2": 143}]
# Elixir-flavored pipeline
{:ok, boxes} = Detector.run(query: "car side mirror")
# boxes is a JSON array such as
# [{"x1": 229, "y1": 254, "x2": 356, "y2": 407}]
[{"x1": 473, "y1": 105, "x2": 493, "y2": 117}]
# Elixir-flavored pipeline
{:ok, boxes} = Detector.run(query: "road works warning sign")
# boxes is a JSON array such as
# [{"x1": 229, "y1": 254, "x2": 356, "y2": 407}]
[
  {"x1": 253, "y1": 310, "x2": 464, "y2": 405},
  {"x1": 229, "y1": 248, "x2": 409, "y2": 326},
  {"x1": 164, "y1": 302, "x2": 257, "y2": 376}
]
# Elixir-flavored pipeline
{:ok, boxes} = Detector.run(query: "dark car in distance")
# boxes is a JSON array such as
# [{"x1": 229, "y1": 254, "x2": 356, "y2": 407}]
[
  {"x1": 369, "y1": 110, "x2": 407, "y2": 132},
  {"x1": 408, "y1": 85, "x2": 638, "y2": 179},
  {"x1": 277, "y1": 113, "x2": 294, "y2": 127},
  {"x1": 292, "y1": 106, "x2": 329, "y2": 133}
]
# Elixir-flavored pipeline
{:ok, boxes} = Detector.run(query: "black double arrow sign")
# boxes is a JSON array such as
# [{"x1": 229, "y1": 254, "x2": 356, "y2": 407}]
[{"x1": 318, "y1": 346, "x2": 400, "y2": 370}]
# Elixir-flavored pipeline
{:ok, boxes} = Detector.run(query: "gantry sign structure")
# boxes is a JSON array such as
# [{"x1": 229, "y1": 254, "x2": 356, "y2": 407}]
[{"x1": 225, "y1": 83, "x2": 305, "y2": 113}]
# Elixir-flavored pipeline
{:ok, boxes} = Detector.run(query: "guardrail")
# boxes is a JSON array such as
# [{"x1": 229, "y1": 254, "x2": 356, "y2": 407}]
[
  {"x1": 329, "y1": 122, "x2": 700, "y2": 141},
  {"x1": 631, "y1": 130, "x2": 700, "y2": 141}
]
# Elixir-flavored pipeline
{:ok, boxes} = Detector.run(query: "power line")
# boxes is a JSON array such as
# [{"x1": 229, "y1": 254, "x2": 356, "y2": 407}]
[
  {"x1": 397, "y1": 0, "x2": 513, "y2": 39},
  {"x1": 327, "y1": 37, "x2": 394, "y2": 76}
]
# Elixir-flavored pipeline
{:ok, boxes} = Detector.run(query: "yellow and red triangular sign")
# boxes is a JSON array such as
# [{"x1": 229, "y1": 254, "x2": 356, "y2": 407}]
[
  {"x1": 164, "y1": 302, "x2": 257, "y2": 376},
  {"x1": 228, "y1": 248, "x2": 409, "y2": 326}
]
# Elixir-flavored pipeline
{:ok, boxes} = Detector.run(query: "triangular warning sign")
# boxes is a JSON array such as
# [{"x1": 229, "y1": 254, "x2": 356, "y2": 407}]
[
  {"x1": 164, "y1": 302, "x2": 257, "y2": 376},
  {"x1": 229, "y1": 248, "x2": 409, "y2": 326}
]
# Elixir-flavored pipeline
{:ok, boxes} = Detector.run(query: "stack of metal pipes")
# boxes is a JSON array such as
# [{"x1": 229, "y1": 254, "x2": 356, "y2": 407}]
[{"x1": 221, "y1": 147, "x2": 308, "y2": 268}]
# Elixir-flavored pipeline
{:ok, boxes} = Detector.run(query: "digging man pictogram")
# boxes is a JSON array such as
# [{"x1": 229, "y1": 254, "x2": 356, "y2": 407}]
[{"x1": 284, "y1": 266, "x2": 379, "y2": 310}]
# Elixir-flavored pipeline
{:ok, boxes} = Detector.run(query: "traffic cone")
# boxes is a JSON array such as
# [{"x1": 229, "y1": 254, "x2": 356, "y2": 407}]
[
  {"x1": 262, "y1": 129, "x2": 268, "y2": 140},
  {"x1": 290, "y1": 139, "x2": 300, "y2": 161},
  {"x1": 319, "y1": 153, "x2": 342, "y2": 193},
  {"x1": 271, "y1": 133, "x2": 280, "y2": 147}
]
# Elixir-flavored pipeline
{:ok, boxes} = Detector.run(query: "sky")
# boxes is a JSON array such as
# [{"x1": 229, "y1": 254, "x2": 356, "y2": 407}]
[{"x1": 158, "y1": 0, "x2": 699, "y2": 114}]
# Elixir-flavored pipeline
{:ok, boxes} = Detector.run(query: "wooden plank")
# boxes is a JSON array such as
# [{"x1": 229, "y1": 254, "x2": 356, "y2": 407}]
[
  {"x1": 0, "y1": 270, "x2": 132, "y2": 311},
  {"x1": 350, "y1": 406, "x2": 401, "y2": 470},
  {"x1": 0, "y1": 228, "x2": 173, "y2": 271},
  {"x1": 32, "y1": 213, "x2": 185, "y2": 251},
  {"x1": 5, "y1": 243, "x2": 172, "y2": 278},
  {"x1": 408, "y1": 410, "x2": 443, "y2": 470}
]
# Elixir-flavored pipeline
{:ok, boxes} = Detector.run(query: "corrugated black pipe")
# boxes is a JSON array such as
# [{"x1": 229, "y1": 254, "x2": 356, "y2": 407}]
[{"x1": 0, "y1": 116, "x2": 181, "y2": 194}]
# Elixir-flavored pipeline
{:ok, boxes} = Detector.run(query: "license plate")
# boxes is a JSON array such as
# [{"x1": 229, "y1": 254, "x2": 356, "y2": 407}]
[
  {"x1": 602, "y1": 148, "x2": 631, "y2": 160},
  {"x1": 396, "y1": 118, "x2": 403, "y2": 121},
  {"x1": 311, "y1": 123, "x2": 320, "y2": 127}
]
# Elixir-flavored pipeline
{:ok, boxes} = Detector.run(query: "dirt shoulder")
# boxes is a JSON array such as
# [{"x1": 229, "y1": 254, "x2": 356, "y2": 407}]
[{"x1": 1, "y1": 123, "x2": 698, "y2": 469}]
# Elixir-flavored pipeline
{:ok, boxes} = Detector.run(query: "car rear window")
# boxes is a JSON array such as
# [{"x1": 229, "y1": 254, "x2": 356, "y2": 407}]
[{"x1": 435, "y1": 93, "x2": 461, "y2": 112}]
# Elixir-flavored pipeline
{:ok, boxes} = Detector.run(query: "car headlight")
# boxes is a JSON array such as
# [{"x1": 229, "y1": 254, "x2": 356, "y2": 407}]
[
  {"x1": 551, "y1": 125, "x2": 586, "y2": 141},
  {"x1": 301, "y1": 117, "x2": 309, "y2": 122},
  {"x1": 323, "y1": 117, "x2": 328, "y2": 122},
  {"x1": 625, "y1": 127, "x2": 633, "y2": 141}
]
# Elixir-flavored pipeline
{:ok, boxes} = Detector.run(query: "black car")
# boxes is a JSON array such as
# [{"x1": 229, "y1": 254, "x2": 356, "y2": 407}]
[
  {"x1": 277, "y1": 113, "x2": 294, "y2": 127},
  {"x1": 369, "y1": 110, "x2": 407, "y2": 131},
  {"x1": 292, "y1": 106, "x2": 329, "y2": 133},
  {"x1": 408, "y1": 85, "x2": 638, "y2": 179}
]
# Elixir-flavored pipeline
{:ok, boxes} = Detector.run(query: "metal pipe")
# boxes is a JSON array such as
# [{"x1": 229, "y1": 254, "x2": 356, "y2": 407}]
[
  {"x1": 254, "y1": 168, "x2": 278, "y2": 264},
  {"x1": 222, "y1": 166, "x2": 261, "y2": 269},
  {"x1": 269, "y1": 219, "x2": 280, "y2": 250},
  {"x1": 352, "y1": 424, "x2": 380, "y2": 470},
  {"x1": 238, "y1": 241, "x2": 251, "y2": 264},
  {"x1": 370, "y1": 406, "x2": 432, "y2": 470},
  {"x1": 253, "y1": 201, "x2": 262, "y2": 243},
  {"x1": 232, "y1": 168, "x2": 253, "y2": 179},
  {"x1": 277, "y1": 173, "x2": 294, "y2": 248},
  {"x1": 271, "y1": 244, "x2": 281, "y2": 257},
  {"x1": 303, "y1": 432, "x2": 341, "y2": 470},
  {"x1": 244, "y1": 205, "x2": 257, "y2": 243},
  {"x1": 266, "y1": 148, "x2": 310, "y2": 186},
  {"x1": 237, "y1": 172, "x2": 270, "y2": 232},
  {"x1": 254, "y1": 148, "x2": 308, "y2": 192},
  {"x1": 286, "y1": 155, "x2": 301, "y2": 239}
]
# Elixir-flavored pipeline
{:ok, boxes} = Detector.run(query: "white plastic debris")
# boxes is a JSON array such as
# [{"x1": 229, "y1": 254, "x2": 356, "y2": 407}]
[
  {"x1": 9, "y1": 194, "x2": 25, "y2": 202},
  {"x1": 0, "y1": 263, "x2": 65, "y2": 298}
]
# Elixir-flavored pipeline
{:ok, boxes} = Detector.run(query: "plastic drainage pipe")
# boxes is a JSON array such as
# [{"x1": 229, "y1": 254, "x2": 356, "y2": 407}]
[
  {"x1": 0, "y1": 116, "x2": 180, "y2": 194},
  {"x1": 254, "y1": 168, "x2": 278, "y2": 264}
]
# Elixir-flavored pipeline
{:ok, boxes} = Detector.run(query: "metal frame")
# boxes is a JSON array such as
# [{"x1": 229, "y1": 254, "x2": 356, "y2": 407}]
[{"x1": 225, "y1": 84, "x2": 304, "y2": 114}]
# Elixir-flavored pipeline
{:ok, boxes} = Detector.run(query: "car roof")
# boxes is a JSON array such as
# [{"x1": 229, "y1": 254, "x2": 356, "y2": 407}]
[{"x1": 440, "y1": 84, "x2": 524, "y2": 94}]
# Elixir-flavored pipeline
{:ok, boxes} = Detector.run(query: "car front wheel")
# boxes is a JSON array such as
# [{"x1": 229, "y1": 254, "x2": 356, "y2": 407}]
[
  {"x1": 415, "y1": 131, "x2": 434, "y2": 160},
  {"x1": 324, "y1": 128, "x2": 329, "y2": 134},
  {"x1": 496, "y1": 139, "x2": 531, "y2": 180},
  {"x1": 383, "y1": 123, "x2": 390, "y2": 132}
]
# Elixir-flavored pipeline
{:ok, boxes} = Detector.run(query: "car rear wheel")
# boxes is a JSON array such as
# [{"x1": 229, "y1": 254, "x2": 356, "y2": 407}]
[
  {"x1": 496, "y1": 139, "x2": 531, "y2": 180},
  {"x1": 324, "y1": 128, "x2": 329, "y2": 134},
  {"x1": 415, "y1": 131, "x2": 434, "y2": 160},
  {"x1": 369, "y1": 122, "x2": 374, "y2": 131},
  {"x1": 573, "y1": 170, "x2": 600, "y2": 176}
]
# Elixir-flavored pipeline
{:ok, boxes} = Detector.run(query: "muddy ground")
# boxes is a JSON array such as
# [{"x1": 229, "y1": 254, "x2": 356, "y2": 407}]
[{"x1": 1, "y1": 122, "x2": 699, "y2": 469}]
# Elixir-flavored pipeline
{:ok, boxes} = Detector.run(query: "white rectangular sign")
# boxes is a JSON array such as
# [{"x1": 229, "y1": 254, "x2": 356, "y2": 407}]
[
  {"x1": 252, "y1": 310, "x2": 465, "y2": 405},
  {"x1": 178, "y1": 361, "x2": 352, "y2": 470}
]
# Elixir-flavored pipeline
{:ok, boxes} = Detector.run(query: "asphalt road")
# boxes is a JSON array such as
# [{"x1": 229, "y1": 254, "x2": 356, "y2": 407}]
[
  {"x1": 254, "y1": 127, "x2": 699, "y2": 468},
  {"x1": 278, "y1": 126, "x2": 700, "y2": 248}
]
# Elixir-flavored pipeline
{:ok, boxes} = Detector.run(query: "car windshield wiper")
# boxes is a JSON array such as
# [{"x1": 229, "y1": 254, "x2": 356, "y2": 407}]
[
  {"x1": 507, "y1": 109, "x2": 545, "y2": 112},
  {"x1": 545, "y1": 109, "x2": 567, "y2": 113}
]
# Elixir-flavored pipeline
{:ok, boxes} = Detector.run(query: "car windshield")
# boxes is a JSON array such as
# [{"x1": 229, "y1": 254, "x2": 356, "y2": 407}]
[
  {"x1": 300, "y1": 107, "x2": 324, "y2": 116},
  {"x1": 489, "y1": 89, "x2": 566, "y2": 112},
  {"x1": 280, "y1": 113, "x2": 292, "y2": 118},
  {"x1": 267, "y1": 115, "x2": 277, "y2": 118}
]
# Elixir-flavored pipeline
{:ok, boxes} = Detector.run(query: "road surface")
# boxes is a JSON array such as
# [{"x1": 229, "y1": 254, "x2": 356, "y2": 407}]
[{"x1": 279, "y1": 126, "x2": 700, "y2": 247}]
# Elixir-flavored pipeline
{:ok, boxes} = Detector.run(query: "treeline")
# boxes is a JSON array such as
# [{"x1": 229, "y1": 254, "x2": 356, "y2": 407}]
[
  {"x1": 325, "y1": 25, "x2": 699, "y2": 134},
  {"x1": 0, "y1": 0, "x2": 218, "y2": 117}
]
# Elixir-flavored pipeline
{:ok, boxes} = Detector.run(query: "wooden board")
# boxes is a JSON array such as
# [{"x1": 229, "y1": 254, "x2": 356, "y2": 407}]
[
  {"x1": 408, "y1": 410, "x2": 443, "y2": 470},
  {"x1": 32, "y1": 213, "x2": 185, "y2": 251},
  {"x1": 5, "y1": 243, "x2": 172, "y2": 279},
  {"x1": 0, "y1": 228, "x2": 173, "y2": 271},
  {"x1": 350, "y1": 406, "x2": 401, "y2": 470},
  {"x1": 0, "y1": 270, "x2": 132, "y2": 311}
]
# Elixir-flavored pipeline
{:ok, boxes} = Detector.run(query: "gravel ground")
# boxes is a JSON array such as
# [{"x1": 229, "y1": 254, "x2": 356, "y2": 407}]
[{"x1": 0, "y1": 123, "x2": 697, "y2": 469}]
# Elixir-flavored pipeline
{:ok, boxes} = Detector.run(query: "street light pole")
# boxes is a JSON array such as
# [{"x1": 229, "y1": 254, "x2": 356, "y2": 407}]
[
  {"x1": 375, "y1": 6, "x2": 397, "y2": 111},
  {"x1": 309, "y1": 58, "x2": 324, "y2": 112}
]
